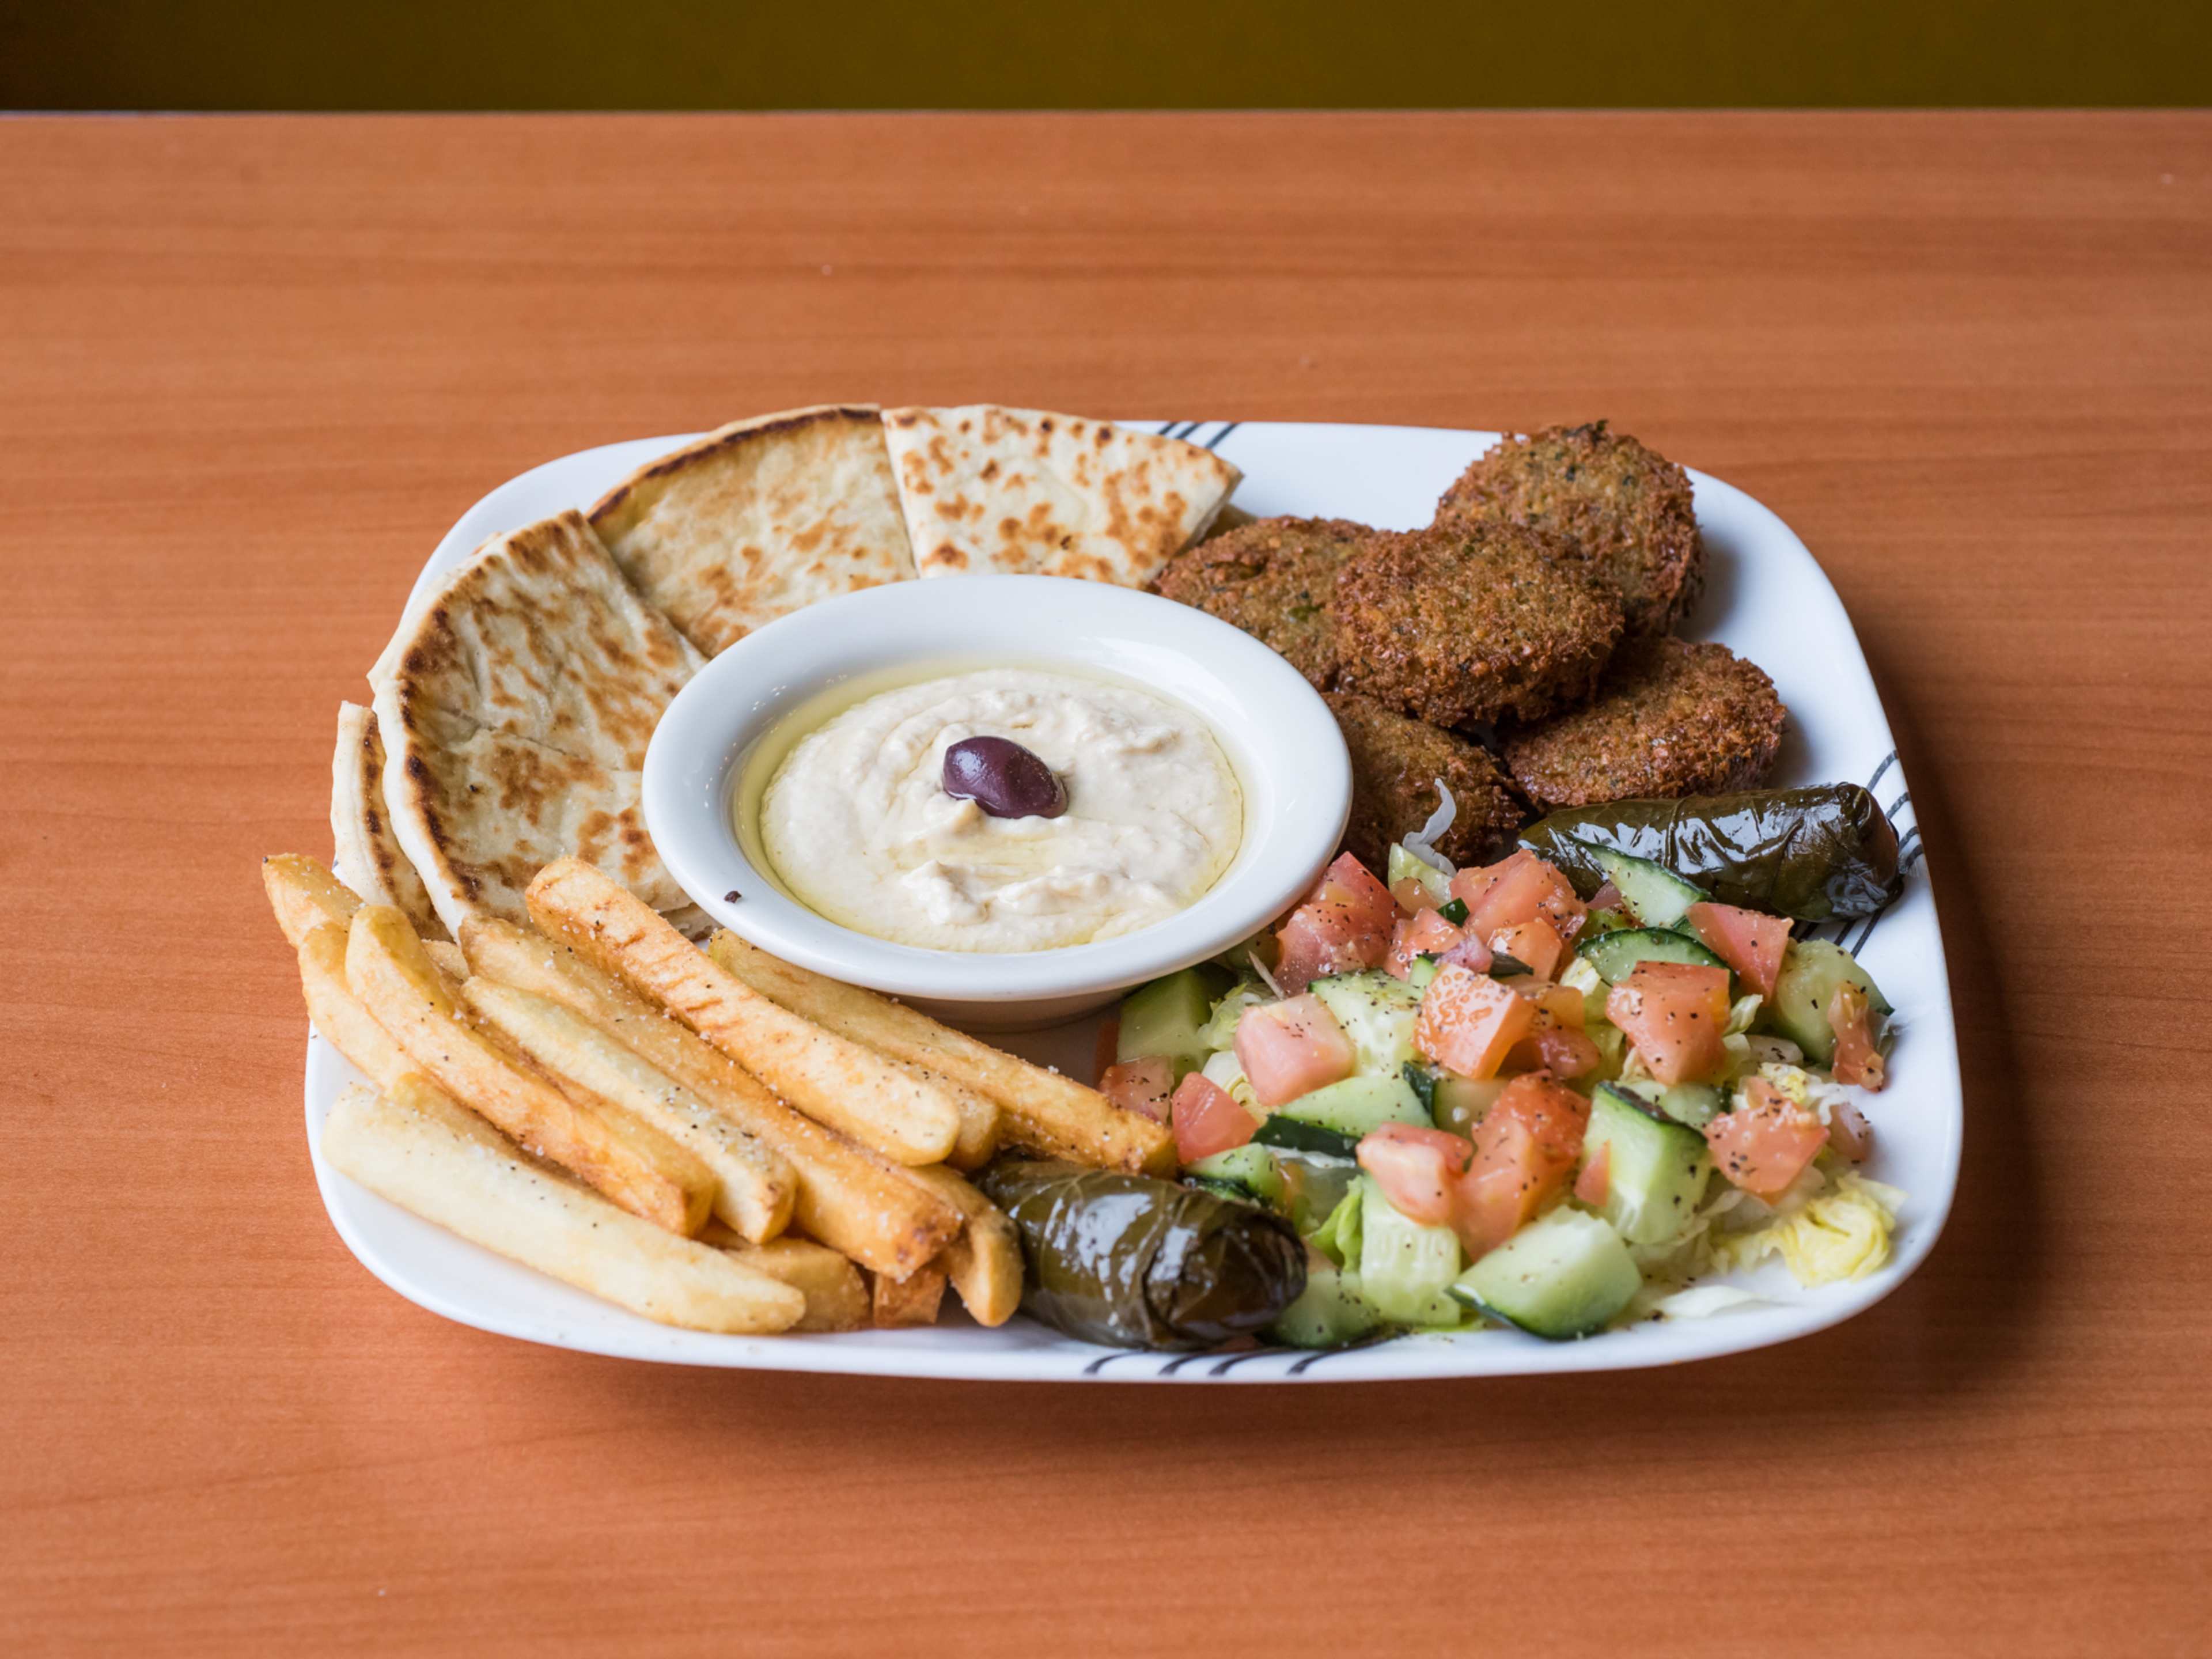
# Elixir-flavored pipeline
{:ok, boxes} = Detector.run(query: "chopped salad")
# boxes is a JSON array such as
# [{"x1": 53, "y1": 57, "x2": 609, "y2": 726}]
[{"x1": 1099, "y1": 818, "x2": 1903, "y2": 1346}]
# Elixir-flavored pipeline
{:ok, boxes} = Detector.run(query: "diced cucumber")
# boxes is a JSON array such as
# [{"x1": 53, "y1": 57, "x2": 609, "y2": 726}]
[
  {"x1": 1274, "y1": 1073, "x2": 1430, "y2": 1138},
  {"x1": 1117, "y1": 965, "x2": 1232, "y2": 1080},
  {"x1": 1387, "y1": 843, "x2": 1452, "y2": 908},
  {"x1": 1584, "y1": 1084, "x2": 1713, "y2": 1245},
  {"x1": 1183, "y1": 1144, "x2": 1285, "y2": 1209},
  {"x1": 1589, "y1": 846, "x2": 1710, "y2": 930},
  {"x1": 1763, "y1": 939, "x2": 1892, "y2": 1065},
  {"x1": 1448, "y1": 1207, "x2": 1642, "y2": 1340},
  {"x1": 1432, "y1": 1074, "x2": 1509, "y2": 1135},
  {"x1": 1658, "y1": 1081, "x2": 1724, "y2": 1128},
  {"x1": 1407, "y1": 957, "x2": 1440, "y2": 992},
  {"x1": 1251, "y1": 1115, "x2": 1358, "y2": 1157},
  {"x1": 1357, "y1": 1175, "x2": 1465, "y2": 1325},
  {"x1": 1580, "y1": 926, "x2": 1730, "y2": 984},
  {"x1": 1268, "y1": 1253, "x2": 1385, "y2": 1348},
  {"x1": 1309, "y1": 971, "x2": 1423, "y2": 1076}
]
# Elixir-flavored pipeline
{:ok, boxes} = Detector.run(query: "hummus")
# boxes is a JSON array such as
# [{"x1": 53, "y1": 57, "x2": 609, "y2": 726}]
[{"x1": 757, "y1": 668, "x2": 1243, "y2": 952}]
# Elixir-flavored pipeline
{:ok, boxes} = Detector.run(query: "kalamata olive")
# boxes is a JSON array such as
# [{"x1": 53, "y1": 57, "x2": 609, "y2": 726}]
[{"x1": 942, "y1": 736, "x2": 1068, "y2": 820}]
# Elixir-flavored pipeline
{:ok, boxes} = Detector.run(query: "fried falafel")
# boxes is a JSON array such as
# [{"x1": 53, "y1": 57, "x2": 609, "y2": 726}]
[
  {"x1": 1437, "y1": 421, "x2": 1704, "y2": 637},
  {"x1": 1332, "y1": 522, "x2": 1625, "y2": 729},
  {"x1": 1152, "y1": 515, "x2": 1368, "y2": 688},
  {"x1": 1502, "y1": 634, "x2": 1785, "y2": 810},
  {"x1": 1325, "y1": 692, "x2": 1528, "y2": 875}
]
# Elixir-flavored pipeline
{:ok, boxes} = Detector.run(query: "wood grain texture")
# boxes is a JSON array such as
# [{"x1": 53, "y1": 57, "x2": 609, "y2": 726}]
[{"x1": 2, "y1": 113, "x2": 2209, "y2": 1657}]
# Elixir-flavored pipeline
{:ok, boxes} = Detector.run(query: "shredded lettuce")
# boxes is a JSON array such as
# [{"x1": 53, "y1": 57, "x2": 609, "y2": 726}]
[
  {"x1": 1308, "y1": 1182, "x2": 1363, "y2": 1271},
  {"x1": 1197, "y1": 982, "x2": 1268, "y2": 1052},
  {"x1": 1712, "y1": 1172, "x2": 1904, "y2": 1286}
]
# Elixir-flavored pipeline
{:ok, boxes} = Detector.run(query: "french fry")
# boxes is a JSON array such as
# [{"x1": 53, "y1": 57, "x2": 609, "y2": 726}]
[
  {"x1": 903, "y1": 1165, "x2": 1024, "y2": 1328},
  {"x1": 268, "y1": 854, "x2": 464, "y2": 990},
  {"x1": 297, "y1": 923, "x2": 416, "y2": 1090},
  {"x1": 324, "y1": 1081, "x2": 802, "y2": 1335},
  {"x1": 460, "y1": 916, "x2": 963, "y2": 1278},
  {"x1": 707, "y1": 929, "x2": 1175, "y2": 1175},
  {"x1": 264, "y1": 853, "x2": 360, "y2": 948},
  {"x1": 699, "y1": 1223, "x2": 869, "y2": 1333},
  {"x1": 345, "y1": 904, "x2": 714, "y2": 1236},
  {"x1": 463, "y1": 979, "x2": 795, "y2": 1243},
  {"x1": 868, "y1": 1260, "x2": 948, "y2": 1328},
  {"x1": 422, "y1": 940, "x2": 469, "y2": 983},
  {"x1": 526, "y1": 859, "x2": 961, "y2": 1166},
  {"x1": 296, "y1": 924, "x2": 521, "y2": 1161},
  {"x1": 910, "y1": 1063, "x2": 1001, "y2": 1172}
]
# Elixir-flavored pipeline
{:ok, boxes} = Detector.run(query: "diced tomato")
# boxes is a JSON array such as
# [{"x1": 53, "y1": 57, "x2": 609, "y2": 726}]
[
  {"x1": 1828, "y1": 1098, "x2": 1875, "y2": 1162},
  {"x1": 1828, "y1": 983, "x2": 1888, "y2": 1091},
  {"x1": 1452, "y1": 850, "x2": 1589, "y2": 947},
  {"x1": 1390, "y1": 868, "x2": 1445, "y2": 913},
  {"x1": 1506, "y1": 1017, "x2": 1601, "y2": 1079},
  {"x1": 1490, "y1": 917, "x2": 1565, "y2": 981},
  {"x1": 1589, "y1": 881, "x2": 1626, "y2": 914},
  {"x1": 1451, "y1": 1073, "x2": 1590, "y2": 1256},
  {"x1": 1574, "y1": 1141, "x2": 1612, "y2": 1208},
  {"x1": 1170, "y1": 1073, "x2": 1257, "y2": 1163},
  {"x1": 1357, "y1": 1122, "x2": 1475, "y2": 1226},
  {"x1": 1387, "y1": 908, "x2": 1467, "y2": 980},
  {"x1": 1605, "y1": 961, "x2": 1732, "y2": 1085},
  {"x1": 1509, "y1": 978, "x2": 1586, "y2": 1029},
  {"x1": 1685, "y1": 901, "x2": 1790, "y2": 1002},
  {"x1": 1705, "y1": 1078, "x2": 1827, "y2": 1199},
  {"x1": 1275, "y1": 852, "x2": 1399, "y2": 991},
  {"x1": 1234, "y1": 994, "x2": 1356, "y2": 1108},
  {"x1": 1099, "y1": 1056, "x2": 1173, "y2": 1122},
  {"x1": 1414, "y1": 964, "x2": 1536, "y2": 1080}
]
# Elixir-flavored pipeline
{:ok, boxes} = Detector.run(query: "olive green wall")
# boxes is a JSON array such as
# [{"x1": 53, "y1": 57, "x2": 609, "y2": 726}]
[{"x1": 3, "y1": 0, "x2": 2206, "y2": 109}]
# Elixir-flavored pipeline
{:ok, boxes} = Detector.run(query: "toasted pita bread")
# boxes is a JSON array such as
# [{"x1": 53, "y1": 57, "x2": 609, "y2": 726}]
[
  {"x1": 372, "y1": 510, "x2": 704, "y2": 936},
  {"x1": 329, "y1": 702, "x2": 448, "y2": 941},
  {"x1": 588, "y1": 406, "x2": 914, "y2": 656},
  {"x1": 881, "y1": 406, "x2": 1241, "y2": 586}
]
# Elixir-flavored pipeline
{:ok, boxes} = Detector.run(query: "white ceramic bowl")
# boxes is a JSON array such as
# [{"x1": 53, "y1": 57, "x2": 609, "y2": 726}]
[{"x1": 642, "y1": 575, "x2": 1351, "y2": 1027}]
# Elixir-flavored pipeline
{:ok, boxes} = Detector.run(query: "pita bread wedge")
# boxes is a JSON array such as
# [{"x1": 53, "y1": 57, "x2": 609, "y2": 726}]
[
  {"x1": 330, "y1": 702, "x2": 448, "y2": 940},
  {"x1": 372, "y1": 510, "x2": 705, "y2": 937},
  {"x1": 881, "y1": 406, "x2": 1241, "y2": 586},
  {"x1": 588, "y1": 406, "x2": 914, "y2": 656}
]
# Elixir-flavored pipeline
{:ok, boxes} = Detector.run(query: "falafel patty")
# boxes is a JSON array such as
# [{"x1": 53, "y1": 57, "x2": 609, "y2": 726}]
[
  {"x1": 1325, "y1": 693, "x2": 1528, "y2": 876},
  {"x1": 1502, "y1": 634, "x2": 1785, "y2": 810},
  {"x1": 1437, "y1": 421, "x2": 1704, "y2": 637},
  {"x1": 1332, "y1": 522, "x2": 1625, "y2": 729},
  {"x1": 1152, "y1": 516, "x2": 1368, "y2": 688}
]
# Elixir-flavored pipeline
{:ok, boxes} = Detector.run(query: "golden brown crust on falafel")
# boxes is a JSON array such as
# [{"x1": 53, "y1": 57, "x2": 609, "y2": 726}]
[
  {"x1": 1501, "y1": 635, "x2": 1784, "y2": 810},
  {"x1": 1332, "y1": 523, "x2": 1625, "y2": 729},
  {"x1": 1325, "y1": 693, "x2": 1528, "y2": 876},
  {"x1": 1152, "y1": 516, "x2": 1370, "y2": 689},
  {"x1": 1437, "y1": 421, "x2": 1704, "y2": 637}
]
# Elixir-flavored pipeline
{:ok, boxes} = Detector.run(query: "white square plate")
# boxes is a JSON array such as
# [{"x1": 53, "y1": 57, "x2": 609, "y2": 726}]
[{"x1": 306, "y1": 420, "x2": 1960, "y2": 1381}]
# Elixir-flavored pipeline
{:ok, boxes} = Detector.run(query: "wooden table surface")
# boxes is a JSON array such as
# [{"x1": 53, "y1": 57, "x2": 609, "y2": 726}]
[{"x1": 5, "y1": 112, "x2": 2209, "y2": 1656}]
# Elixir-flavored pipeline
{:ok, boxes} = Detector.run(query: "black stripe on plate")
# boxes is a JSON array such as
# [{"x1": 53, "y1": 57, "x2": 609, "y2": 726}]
[
  {"x1": 1203, "y1": 421, "x2": 1243, "y2": 451},
  {"x1": 1082, "y1": 1351, "x2": 1147, "y2": 1376},
  {"x1": 1207, "y1": 1350, "x2": 1287, "y2": 1378},
  {"x1": 1865, "y1": 751, "x2": 1899, "y2": 797}
]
